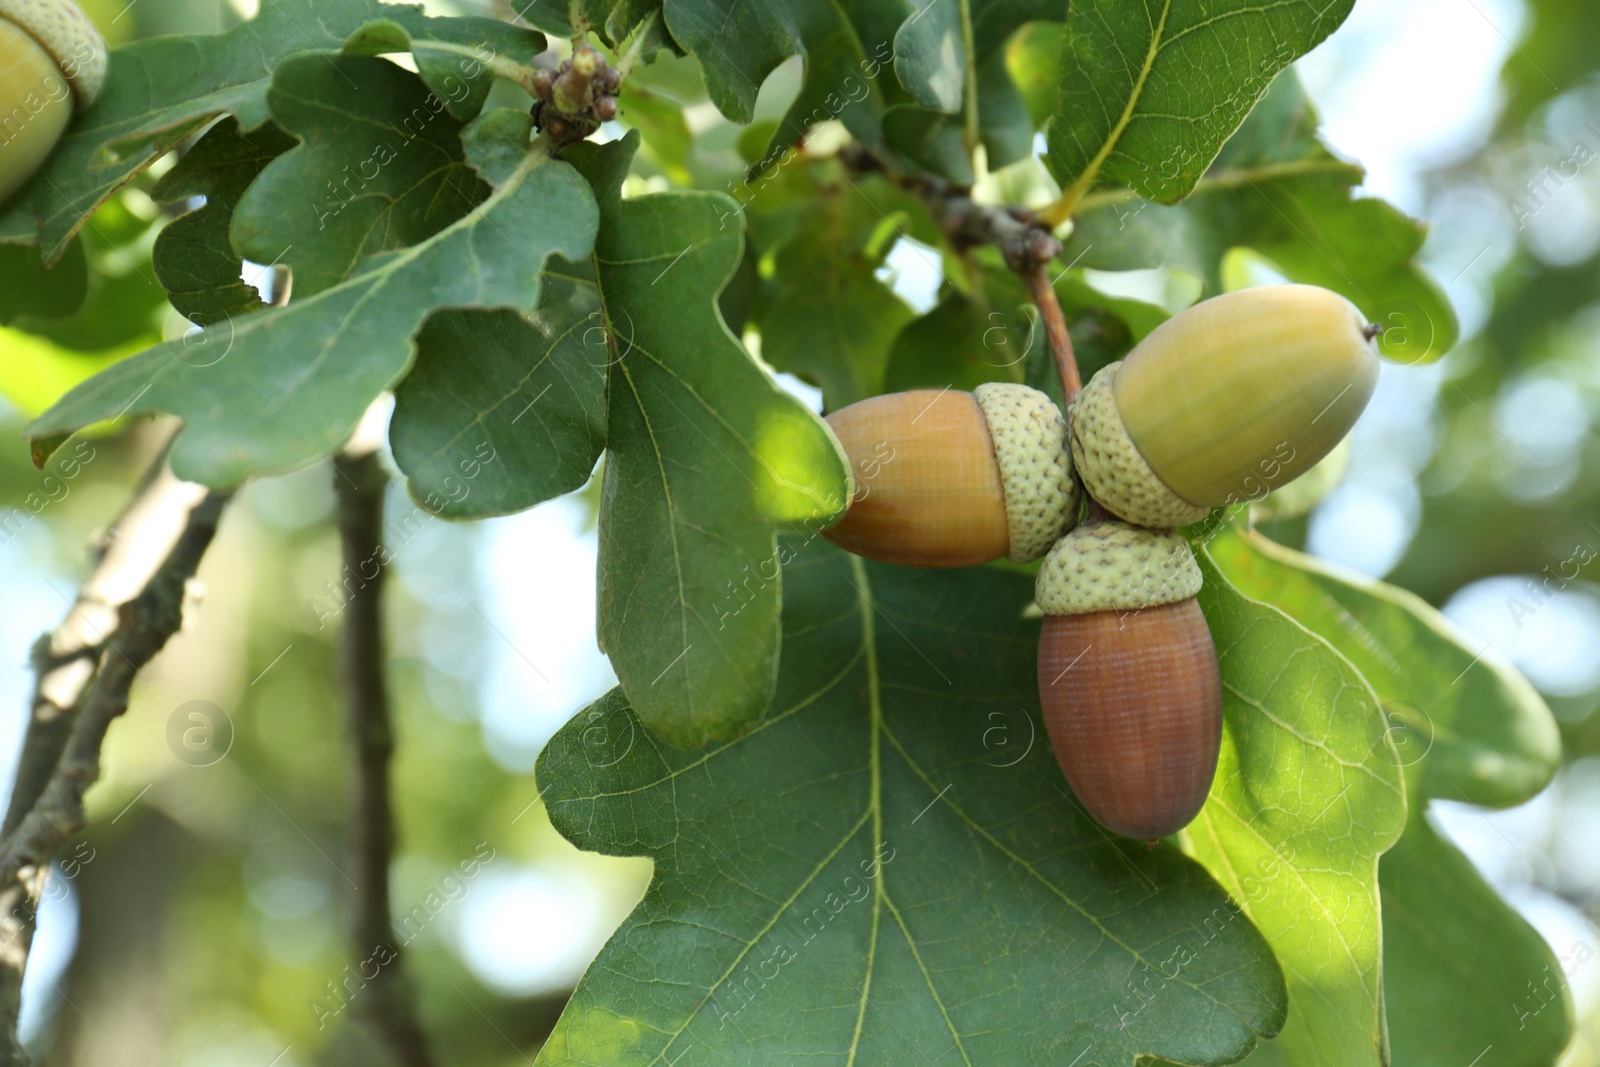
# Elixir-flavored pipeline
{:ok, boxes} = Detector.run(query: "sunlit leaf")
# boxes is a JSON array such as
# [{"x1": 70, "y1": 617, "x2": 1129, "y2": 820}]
[
  {"x1": 1381, "y1": 810, "x2": 1574, "y2": 1067},
  {"x1": 1064, "y1": 73, "x2": 1458, "y2": 362},
  {"x1": 1045, "y1": 0, "x2": 1353, "y2": 207},
  {"x1": 570, "y1": 132, "x2": 850, "y2": 746},
  {"x1": 1187, "y1": 532, "x2": 1407, "y2": 1067},
  {"x1": 536, "y1": 539, "x2": 1287, "y2": 1063},
  {"x1": 1208, "y1": 529, "x2": 1561, "y2": 808}
]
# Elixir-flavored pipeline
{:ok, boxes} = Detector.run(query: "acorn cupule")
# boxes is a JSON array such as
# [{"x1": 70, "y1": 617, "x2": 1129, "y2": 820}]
[{"x1": 0, "y1": 0, "x2": 108, "y2": 205}]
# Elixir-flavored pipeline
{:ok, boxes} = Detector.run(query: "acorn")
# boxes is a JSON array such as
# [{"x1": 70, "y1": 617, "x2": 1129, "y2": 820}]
[
  {"x1": 0, "y1": 0, "x2": 106, "y2": 204},
  {"x1": 1070, "y1": 285, "x2": 1381, "y2": 528},
  {"x1": 1034, "y1": 520, "x2": 1222, "y2": 840},
  {"x1": 1253, "y1": 436, "x2": 1353, "y2": 522},
  {"x1": 822, "y1": 383, "x2": 1079, "y2": 568}
]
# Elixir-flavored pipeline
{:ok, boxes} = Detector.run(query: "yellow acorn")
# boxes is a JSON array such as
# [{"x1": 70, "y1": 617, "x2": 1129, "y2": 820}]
[
  {"x1": 0, "y1": 0, "x2": 106, "y2": 205},
  {"x1": 1070, "y1": 285, "x2": 1381, "y2": 528},
  {"x1": 1253, "y1": 437, "x2": 1353, "y2": 522},
  {"x1": 823, "y1": 384, "x2": 1079, "y2": 568},
  {"x1": 1034, "y1": 520, "x2": 1222, "y2": 840}
]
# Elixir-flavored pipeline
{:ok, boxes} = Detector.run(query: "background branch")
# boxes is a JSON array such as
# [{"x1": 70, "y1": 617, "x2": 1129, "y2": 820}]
[
  {"x1": 0, "y1": 456, "x2": 227, "y2": 1064},
  {"x1": 333, "y1": 444, "x2": 436, "y2": 1067}
]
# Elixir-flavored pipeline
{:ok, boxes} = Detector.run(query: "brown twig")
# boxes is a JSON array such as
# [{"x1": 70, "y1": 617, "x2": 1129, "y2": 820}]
[
  {"x1": 0, "y1": 458, "x2": 227, "y2": 1063},
  {"x1": 839, "y1": 146, "x2": 1083, "y2": 403},
  {"x1": 333, "y1": 446, "x2": 436, "y2": 1067}
]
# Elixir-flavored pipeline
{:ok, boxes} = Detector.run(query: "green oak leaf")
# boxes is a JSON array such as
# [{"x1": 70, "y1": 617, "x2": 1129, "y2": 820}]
[
  {"x1": 1187, "y1": 533, "x2": 1406, "y2": 1067},
  {"x1": 567, "y1": 131, "x2": 850, "y2": 747},
  {"x1": 745, "y1": 166, "x2": 941, "y2": 410},
  {"x1": 1380, "y1": 809, "x2": 1574, "y2": 1067},
  {"x1": 10, "y1": 196, "x2": 166, "y2": 354},
  {"x1": 654, "y1": 0, "x2": 907, "y2": 170},
  {"x1": 879, "y1": 104, "x2": 976, "y2": 183},
  {"x1": 0, "y1": 239, "x2": 87, "y2": 325},
  {"x1": 618, "y1": 84, "x2": 695, "y2": 185},
  {"x1": 26, "y1": 111, "x2": 598, "y2": 487},
  {"x1": 1064, "y1": 73, "x2": 1459, "y2": 363},
  {"x1": 1208, "y1": 528, "x2": 1572, "y2": 1064},
  {"x1": 535, "y1": 539, "x2": 1288, "y2": 1064},
  {"x1": 1007, "y1": 21, "x2": 1061, "y2": 128},
  {"x1": 1206, "y1": 530, "x2": 1561, "y2": 808},
  {"x1": 340, "y1": 18, "x2": 544, "y2": 121},
  {"x1": 758, "y1": 219, "x2": 914, "y2": 411},
  {"x1": 150, "y1": 118, "x2": 297, "y2": 327},
  {"x1": 389, "y1": 263, "x2": 607, "y2": 519},
  {"x1": 231, "y1": 54, "x2": 488, "y2": 299},
  {"x1": 1045, "y1": 0, "x2": 1353, "y2": 208},
  {"x1": 514, "y1": 0, "x2": 678, "y2": 59},
  {"x1": 888, "y1": 0, "x2": 1060, "y2": 171},
  {"x1": 876, "y1": 1, "x2": 1062, "y2": 173},
  {"x1": 895, "y1": 0, "x2": 1054, "y2": 112},
  {"x1": 0, "y1": 0, "x2": 542, "y2": 262}
]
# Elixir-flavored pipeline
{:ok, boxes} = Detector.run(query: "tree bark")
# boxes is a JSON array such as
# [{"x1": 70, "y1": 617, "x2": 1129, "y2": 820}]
[
  {"x1": 333, "y1": 447, "x2": 437, "y2": 1067},
  {"x1": 0, "y1": 460, "x2": 227, "y2": 1065}
]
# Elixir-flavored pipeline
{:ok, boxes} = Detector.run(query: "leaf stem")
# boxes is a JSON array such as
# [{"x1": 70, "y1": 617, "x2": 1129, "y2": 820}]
[
  {"x1": 614, "y1": 10, "x2": 660, "y2": 82},
  {"x1": 958, "y1": 0, "x2": 980, "y2": 158}
]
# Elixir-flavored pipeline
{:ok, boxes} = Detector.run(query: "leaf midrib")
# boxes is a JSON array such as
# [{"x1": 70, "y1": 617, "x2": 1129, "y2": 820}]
[{"x1": 1059, "y1": 0, "x2": 1176, "y2": 209}]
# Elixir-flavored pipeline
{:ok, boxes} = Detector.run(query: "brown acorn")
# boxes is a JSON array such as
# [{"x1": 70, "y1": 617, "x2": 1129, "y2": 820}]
[
  {"x1": 1034, "y1": 521, "x2": 1223, "y2": 840},
  {"x1": 823, "y1": 384, "x2": 1079, "y2": 568}
]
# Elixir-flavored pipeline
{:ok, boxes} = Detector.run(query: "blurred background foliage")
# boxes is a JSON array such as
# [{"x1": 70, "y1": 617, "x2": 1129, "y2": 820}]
[{"x1": 2, "y1": 0, "x2": 1600, "y2": 1062}]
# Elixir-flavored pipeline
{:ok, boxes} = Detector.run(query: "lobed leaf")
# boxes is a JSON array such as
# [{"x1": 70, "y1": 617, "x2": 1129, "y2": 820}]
[
  {"x1": 569, "y1": 132, "x2": 850, "y2": 747},
  {"x1": 0, "y1": 0, "x2": 543, "y2": 263},
  {"x1": 26, "y1": 112, "x2": 598, "y2": 486},
  {"x1": 231, "y1": 54, "x2": 489, "y2": 300},
  {"x1": 1209, "y1": 528, "x2": 1572, "y2": 1065},
  {"x1": 536, "y1": 539, "x2": 1288, "y2": 1064},
  {"x1": 1045, "y1": 0, "x2": 1353, "y2": 208},
  {"x1": 389, "y1": 264, "x2": 607, "y2": 519},
  {"x1": 890, "y1": 0, "x2": 1062, "y2": 172},
  {"x1": 660, "y1": 0, "x2": 908, "y2": 170},
  {"x1": 1064, "y1": 74, "x2": 1458, "y2": 363},
  {"x1": 150, "y1": 118, "x2": 297, "y2": 327},
  {"x1": 1187, "y1": 533, "x2": 1406, "y2": 1067},
  {"x1": 1207, "y1": 530, "x2": 1561, "y2": 808},
  {"x1": 1380, "y1": 810, "x2": 1573, "y2": 1067}
]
